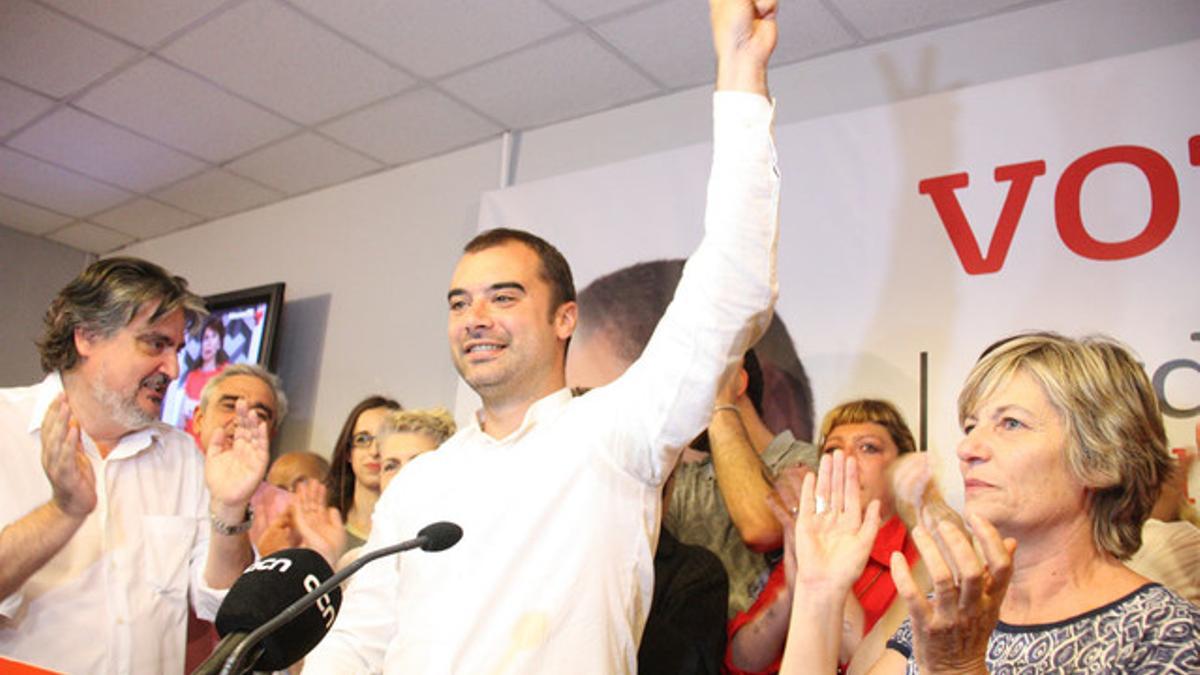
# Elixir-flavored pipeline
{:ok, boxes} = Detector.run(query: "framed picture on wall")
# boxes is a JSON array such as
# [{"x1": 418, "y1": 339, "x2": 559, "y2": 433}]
[{"x1": 160, "y1": 282, "x2": 285, "y2": 434}]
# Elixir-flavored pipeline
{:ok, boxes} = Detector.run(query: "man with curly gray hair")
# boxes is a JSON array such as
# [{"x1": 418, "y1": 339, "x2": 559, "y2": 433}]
[{"x1": 0, "y1": 257, "x2": 270, "y2": 673}]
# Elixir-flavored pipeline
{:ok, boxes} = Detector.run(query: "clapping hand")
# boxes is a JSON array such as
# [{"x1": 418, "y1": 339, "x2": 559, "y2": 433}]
[
  {"x1": 290, "y1": 479, "x2": 347, "y2": 569},
  {"x1": 40, "y1": 395, "x2": 96, "y2": 518},
  {"x1": 205, "y1": 398, "x2": 269, "y2": 511},
  {"x1": 791, "y1": 450, "x2": 882, "y2": 594},
  {"x1": 891, "y1": 511, "x2": 1017, "y2": 675},
  {"x1": 766, "y1": 464, "x2": 813, "y2": 593}
]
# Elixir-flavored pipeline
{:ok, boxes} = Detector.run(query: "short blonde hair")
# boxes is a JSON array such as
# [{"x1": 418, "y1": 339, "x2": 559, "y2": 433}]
[
  {"x1": 958, "y1": 333, "x2": 1169, "y2": 559},
  {"x1": 818, "y1": 399, "x2": 916, "y2": 456},
  {"x1": 376, "y1": 407, "x2": 456, "y2": 447}
]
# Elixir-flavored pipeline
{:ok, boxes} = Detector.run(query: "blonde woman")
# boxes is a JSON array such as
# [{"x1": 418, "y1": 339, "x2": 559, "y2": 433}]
[{"x1": 781, "y1": 333, "x2": 1200, "y2": 673}]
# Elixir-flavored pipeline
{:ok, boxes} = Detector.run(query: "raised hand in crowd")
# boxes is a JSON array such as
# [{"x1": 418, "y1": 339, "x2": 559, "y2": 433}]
[
  {"x1": 205, "y1": 398, "x2": 270, "y2": 507},
  {"x1": 203, "y1": 398, "x2": 270, "y2": 587},
  {"x1": 890, "y1": 512, "x2": 1016, "y2": 675},
  {"x1": 711, "y1": 0, "x2": 777, "y2": 95},
  {"x1": 888, "y1": 452, "x2": 963, "y2": 536},
  {"x1": 779, "y1": 451, "x2": 880, "y2": 674},
  {"x1": 291, "y1": 479, "x2": 347, "y2": 569}
]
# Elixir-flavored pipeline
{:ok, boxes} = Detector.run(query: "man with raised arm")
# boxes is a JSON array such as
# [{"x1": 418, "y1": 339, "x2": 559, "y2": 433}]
[
  {"x1": 304, "y1": 1, "x2": 781, "y2": 671},
  {"x1": 0, "y1": 258, "x2": 269, "y2": 674}
]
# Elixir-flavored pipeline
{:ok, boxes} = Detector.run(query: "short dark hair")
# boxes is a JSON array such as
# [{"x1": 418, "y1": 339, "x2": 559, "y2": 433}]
[
  {"x1": 575, "y1": 258, "x2": 816, "y2": 439},
  {"x1": 38, "y1": 257, "x2": 206, "y2": 373},
  {"x1": 193, "y1": 316, "x2": 231, "y2": 369},
  {"x1": 575, "y1": 259, "x2": 682, "y2": 363},
  {"x1": 463, "y1": 228, "x2": 576, "y2": 313},
  {"x1": 326, "y1": 395, "x2": 402, "y2": 516}
]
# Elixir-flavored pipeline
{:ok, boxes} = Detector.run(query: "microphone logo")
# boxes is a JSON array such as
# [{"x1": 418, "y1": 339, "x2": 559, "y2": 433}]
[
  {"x1": 245, "y1": 557, "x2": 293, "y2": 573},
  {"x1": 303, "y1": 573, "x2": 338, "y2": 628}
]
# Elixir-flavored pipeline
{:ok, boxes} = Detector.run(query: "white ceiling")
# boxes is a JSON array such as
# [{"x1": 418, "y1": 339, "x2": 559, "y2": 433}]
[{"x1": 0, "y1": 0, "x2": 1054, "y2": 254}]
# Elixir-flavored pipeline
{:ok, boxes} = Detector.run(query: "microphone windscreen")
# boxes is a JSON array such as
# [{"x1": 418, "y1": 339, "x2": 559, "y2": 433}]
[
  {"x1": 214, "y1": 548, "x2": 342, "y2": 670},
  {"x1": 418, "y1": 521, "x2": 463, "y2": 552}
]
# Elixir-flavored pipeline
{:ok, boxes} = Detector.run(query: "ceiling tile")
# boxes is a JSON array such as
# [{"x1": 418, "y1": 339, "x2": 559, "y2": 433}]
[
  {"x1": 226, "y1": 132, "x2": 383, "y2": 195},
  {"x1": 76, "y1": 57, "x2": 298, "y2": 163},
  {"x1": 591, "y1": 0, "x2": 713, "y2": 89},
  {"x1": 770, "y1": 0, "x2": 860, "y2": 65},
  {"x1": 834, "y1": 0, "x2": 1035, "y2": 39},
  {"x1": 152, "y1": 168, "x2": 283, "y2": 219},
  {"x1": 321, "y1": 89, "x2": 501, "y2": 165},
  {"x1": 441, "y1": 32, "x2": 660, "y2": 129},
  {"x1": 48, "y1": 221, "x2": 135, "y2": 254},
  {"x1": 90, "y1": 197, "x2": 201, "y2": 239},
  {"x1": 40, "y1": 0, "x2": 230, "y2": 48},
  {"x1": 0, "y1": 80, "x2": 56, "y2": 137},
  {"x1": 595, "y1": 0, "x2": 855, "y2": 89},
  {"x1": 545, "y1": 0, "x2": 658, "y2": 22},
  {"x1": 0, "y1": 0, "x2": 138, "y2": 98},
  {"x1": 162, "y1": 0, "x2": 414, "y2": 124},
  {"x1": 0, "y1": 193, "x2": 72, "y2": 235},
  {"x1": 0, "y1": 147, "x2": 131, "y2": 216},
  {"x1": 9, "y1": 107, "x2": 206, "y2": 193},
  {"x1": 288, "y1": 0, "x2": 571, "y2": 78}
]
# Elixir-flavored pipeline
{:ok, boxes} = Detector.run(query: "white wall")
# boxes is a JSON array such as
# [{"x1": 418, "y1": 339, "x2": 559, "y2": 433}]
[
  {"x1": 0, "y1": 226, "x2": 92, "y2": 386},
  {"x1": 112, "y1": 0, "x2": 1200, "y2": 458},
  {"x1": 120, "y1": 140, "x2": 502, "y2": 455}
]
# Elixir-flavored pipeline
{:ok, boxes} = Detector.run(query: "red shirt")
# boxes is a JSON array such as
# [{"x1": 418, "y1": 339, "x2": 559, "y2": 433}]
[{"x1": 724, "y1": 516, "x2": 918, "y2": 675}]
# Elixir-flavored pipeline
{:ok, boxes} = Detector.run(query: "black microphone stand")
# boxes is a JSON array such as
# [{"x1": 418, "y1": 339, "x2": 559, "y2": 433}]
[{"x1": 219, "y1": 534, "x2": 432, "y2": 675}]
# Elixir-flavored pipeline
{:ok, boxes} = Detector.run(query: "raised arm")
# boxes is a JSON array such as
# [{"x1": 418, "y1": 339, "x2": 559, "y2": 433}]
[
  {"x1": 727, "y1": 467, "x2": 803, "y2": 672},
  {"x1": 203, "y1": 398, "x2": 269, "y2": 588},
  {"x1": 599, "y1": 0, "x2": 781, "y2": 483},
  {"x1": 709, "y1": 367, "x2": 784, "y2": 550},
  {"x1": 779, "y1": 451, "x2": 881, "y2": 674},
  {"x1": 0, "y1": 396, "x2": 95, "y2": 605}
]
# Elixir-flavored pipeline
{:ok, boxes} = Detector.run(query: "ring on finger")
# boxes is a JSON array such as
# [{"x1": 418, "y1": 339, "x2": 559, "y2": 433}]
[{"x1": 814, "y1": 496, "x2": 827, "y2": 514}]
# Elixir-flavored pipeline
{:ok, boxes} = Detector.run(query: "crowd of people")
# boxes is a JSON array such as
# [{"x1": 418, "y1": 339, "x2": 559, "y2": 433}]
[{"x1": 1, "y1": 0, "x2": 1197, "y2": 673}]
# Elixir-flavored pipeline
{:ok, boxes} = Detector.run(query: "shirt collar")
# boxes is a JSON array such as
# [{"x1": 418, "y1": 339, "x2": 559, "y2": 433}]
[
  {"x1": 467, "y1": 387, "x2": 573, "y2": 445},
  {"x1": 28, "y1": 371, "x2": 64, "y2": 435}
]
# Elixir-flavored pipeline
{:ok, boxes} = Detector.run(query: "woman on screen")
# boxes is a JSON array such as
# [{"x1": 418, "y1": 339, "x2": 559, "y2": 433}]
[{"x1": 181, "y1": 316, "x2": 231, "y2": 434}]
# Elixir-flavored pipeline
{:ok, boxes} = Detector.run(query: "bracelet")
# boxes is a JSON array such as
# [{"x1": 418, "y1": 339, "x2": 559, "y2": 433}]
[
  {"x1": 712, "y1": 404, "x2": 740, "y2": 416},
  {"x1": 210, "y1": 504, "x2": 254, "y2": 536}
]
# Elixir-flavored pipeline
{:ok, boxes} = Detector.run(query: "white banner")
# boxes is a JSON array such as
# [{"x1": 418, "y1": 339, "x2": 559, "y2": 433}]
[{"x1": 476, "y1": 41, "x2": 1200, "y2": 507}]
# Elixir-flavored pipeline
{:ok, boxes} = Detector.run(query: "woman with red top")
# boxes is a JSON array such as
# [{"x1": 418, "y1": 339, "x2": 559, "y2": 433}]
[
  {"x1": 181, "y1": 316, "x2": 230, "y2": 436},
  {"x1": 726, "y1": 399, "x2": 925, "y2": 675}
]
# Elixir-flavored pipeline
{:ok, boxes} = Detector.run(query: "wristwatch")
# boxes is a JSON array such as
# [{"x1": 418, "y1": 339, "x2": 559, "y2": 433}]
[{"x1": 210, "y1": 504, "x2": 254, "y2": 535}]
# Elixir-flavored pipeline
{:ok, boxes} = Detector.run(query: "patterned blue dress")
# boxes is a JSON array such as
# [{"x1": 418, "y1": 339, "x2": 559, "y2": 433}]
[{"x1": 886, "y1": 584, "x2": 1200, "y2": 673}]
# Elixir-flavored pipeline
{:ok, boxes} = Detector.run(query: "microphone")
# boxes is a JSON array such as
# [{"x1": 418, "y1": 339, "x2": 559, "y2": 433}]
[
  {"x1": 201, "y1": 521, "x2": 463, "y2": 675},
  {"x1": 192, "y1": 548, "x2": 341, "y2": 675}
]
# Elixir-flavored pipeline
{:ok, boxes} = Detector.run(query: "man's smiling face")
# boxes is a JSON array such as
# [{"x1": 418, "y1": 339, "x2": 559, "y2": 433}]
[{"x1": 447, "y1": 240, "x2": 574, "y2": 405}]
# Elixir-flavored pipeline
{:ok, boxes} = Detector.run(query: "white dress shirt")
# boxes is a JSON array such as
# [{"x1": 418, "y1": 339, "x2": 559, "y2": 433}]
[
  {"x1": 303, "y1": 91, "x2": 779, "y2": 674},
  {"x1": 0, "y1": 373, "x2": 226, "y2": 674}
]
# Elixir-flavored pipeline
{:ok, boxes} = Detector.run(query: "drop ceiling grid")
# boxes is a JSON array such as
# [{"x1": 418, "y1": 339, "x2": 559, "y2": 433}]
[{"x1": 1, "y1": 0, "x2": 1064, "y2": 252}]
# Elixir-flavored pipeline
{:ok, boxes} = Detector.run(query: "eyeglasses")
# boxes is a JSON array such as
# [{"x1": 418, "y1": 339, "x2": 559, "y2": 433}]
[{"x1": 351, "y1": 432, "x2": 376, "y2": 449}]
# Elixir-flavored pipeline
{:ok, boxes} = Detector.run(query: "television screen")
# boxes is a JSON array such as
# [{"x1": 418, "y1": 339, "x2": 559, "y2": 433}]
[{"x1": 161, "y1": 282, "x2": 285, "y2": 435}]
